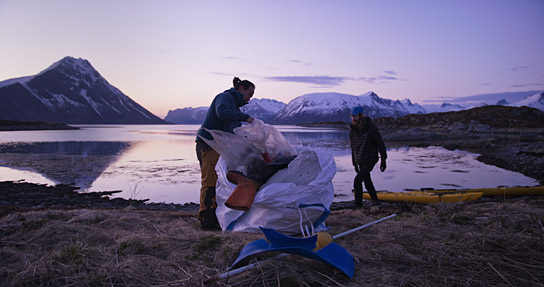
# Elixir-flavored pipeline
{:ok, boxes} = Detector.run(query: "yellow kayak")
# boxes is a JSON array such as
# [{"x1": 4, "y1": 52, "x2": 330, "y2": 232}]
[
  {"x1": 420, "y1": 186, "x2": 544, "y2": 197},
  {"x1": 362, "y1": 190, "x2": 483, "y2": 204}
]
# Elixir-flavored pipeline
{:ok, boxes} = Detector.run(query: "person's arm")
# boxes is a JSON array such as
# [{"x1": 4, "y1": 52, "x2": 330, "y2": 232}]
[
  {"x1": 349, "y1": 130, "x2": 359, "y2": 172},
  {"x1": 215, "y1": 93, "x2": 251, "y2": 122},
  {"x1": 372, "y1": 126, "x2": 387, "y2": 172}
]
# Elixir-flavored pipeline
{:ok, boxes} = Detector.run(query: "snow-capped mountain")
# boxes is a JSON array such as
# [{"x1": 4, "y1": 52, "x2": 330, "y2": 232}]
[
  {"x1": 267, "y1": 92, "x2": 426, "y2": 124},
  {"x1": 0, "y1": 56, "x2": 165, "y2": 124},
  {"x1": 400, "y1": 98, "x2": 426, "y2": 114},
  {"x1": 164, "y1": 107, "x2": 208, "y2": 124},
  {"x1": 511, "y1": 92, "x2": 544, "y2": 111},
  {"x1": 241, "y1": 98, "x2": 286, "y2": 121},
  {"x1": 165, "y1": 90, "x2": 544, "y2": 126},
  {"x1": 422, "y1": 103, "x2": 466, "y2": 113},
  {"x1": 164, "y1": 98, "x2": 286, "y2": 124}
]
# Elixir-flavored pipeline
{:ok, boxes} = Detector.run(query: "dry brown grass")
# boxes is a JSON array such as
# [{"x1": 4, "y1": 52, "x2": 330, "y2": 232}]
[{"x1": 1, "y1": 197, "x2": 544, "y2": 286}]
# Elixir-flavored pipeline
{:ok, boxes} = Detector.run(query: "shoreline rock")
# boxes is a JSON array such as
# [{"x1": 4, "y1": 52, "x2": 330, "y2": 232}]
[{"x1": 0, "y1": 181, "x2": 199, "y2": 217}]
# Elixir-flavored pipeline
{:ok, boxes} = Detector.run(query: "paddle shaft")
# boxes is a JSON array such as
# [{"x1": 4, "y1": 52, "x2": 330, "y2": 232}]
[{"x1": 332, "y1": 213, "x2": 397, "y2": 239}]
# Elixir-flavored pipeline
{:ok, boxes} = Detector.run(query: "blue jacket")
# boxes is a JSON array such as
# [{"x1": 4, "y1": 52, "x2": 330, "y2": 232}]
[{"x1": 196, "y1": 88, "x2": 251, "y2": 142}]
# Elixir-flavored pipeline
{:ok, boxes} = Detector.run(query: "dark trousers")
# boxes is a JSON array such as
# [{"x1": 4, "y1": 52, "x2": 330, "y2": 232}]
[{"x1": 354, "y1": 162, "x2": 378, "y2": 202}]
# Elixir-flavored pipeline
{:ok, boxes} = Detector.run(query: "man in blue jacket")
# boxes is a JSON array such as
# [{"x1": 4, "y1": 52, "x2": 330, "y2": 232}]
[{"x1": 195, "y1": 77, "x2": 255, "y2": 230}]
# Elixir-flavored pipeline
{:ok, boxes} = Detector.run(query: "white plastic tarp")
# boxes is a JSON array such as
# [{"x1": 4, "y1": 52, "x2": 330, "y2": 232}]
[
  {"x1": 199, "y1": 120, "x2": 336, "y2": 235},
  {"x1": 215, "y1": 149, "x2": 336, "y2": 235}
]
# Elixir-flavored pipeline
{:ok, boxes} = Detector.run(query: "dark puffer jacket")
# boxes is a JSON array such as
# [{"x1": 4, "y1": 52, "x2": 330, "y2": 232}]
[
  {"x1": 349, "y1": 117, "x2": 387, "y2": 166},
  {"x1": 196, "y1": 88, "x2": 251, "y2": 142}
]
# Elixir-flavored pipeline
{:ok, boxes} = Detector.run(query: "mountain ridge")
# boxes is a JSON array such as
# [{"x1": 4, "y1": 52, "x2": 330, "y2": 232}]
[
  {"x1": 0, "y1": 56, "x2": 166, "y2": 124},
  {"x1": 164, "y1": 90, "x2": 544, "y2": 125}
]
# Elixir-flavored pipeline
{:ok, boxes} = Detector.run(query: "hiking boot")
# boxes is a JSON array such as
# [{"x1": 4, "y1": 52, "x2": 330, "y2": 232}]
[
  {"x1": 225, "y1": 171, "x2": 260, "y2": 212},
  {"x1": 353, "y1": 201, "x2": 362, "y2": 209},
  {"x1": 200, "y1": 221, "x2": 221, "y2": 231},
  {"x1": 199, "y1": 209, "x2": 220, "y2": 231}
]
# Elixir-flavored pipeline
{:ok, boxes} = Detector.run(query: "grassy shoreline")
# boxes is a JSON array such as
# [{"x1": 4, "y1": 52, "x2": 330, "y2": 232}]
[{"x1": 1, "y1": 195, "x2": 543, "y2": 286}]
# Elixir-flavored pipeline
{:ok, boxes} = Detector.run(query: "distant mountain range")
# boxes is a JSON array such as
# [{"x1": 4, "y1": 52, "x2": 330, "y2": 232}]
[
  {"x1": 0, "y1": 56, "x2": 165, "y2": 124},
  {"x1": 163, "y1": 107, "x2": 209, "y2": 124},
  {"x1": 163, "y1": 98, "x2": 286, "y2": 124},
  {"x1": 164, "y1": 92, "x2": 428, "y2": 124},
  {"x1": 421, "y1": 92, "x2": 544, "y2": 113},
  {"x1": 166, "y1": 91, "x2": 544, "y2": 125},
  {"x1": 1, "y1": 56, "x2": 542, "y2": 125}
]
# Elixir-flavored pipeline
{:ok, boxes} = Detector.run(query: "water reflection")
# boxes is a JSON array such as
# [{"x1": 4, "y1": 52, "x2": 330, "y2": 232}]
[
  {"x1": 0, "y1": 125, "x2": 539, "y2": 204},
  {"x1": 0, "y1": 141, "x2": 130, "y2": 190},
  {"x1": 281, "y1": 129, "x2": 350, "y2": 155},
  {"x1": 88, "y1": 140, "x2": 201, "y2": 204}
]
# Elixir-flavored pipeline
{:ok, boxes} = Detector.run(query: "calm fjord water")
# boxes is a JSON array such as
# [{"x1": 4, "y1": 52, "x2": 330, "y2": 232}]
[{"x1": 0, "y1": 125, "x2": 538, "y2": 204}]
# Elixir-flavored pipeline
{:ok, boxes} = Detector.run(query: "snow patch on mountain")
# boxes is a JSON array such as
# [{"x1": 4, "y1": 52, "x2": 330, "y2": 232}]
[
  {"x1": 267, "y1": 91, "x2": 426, "y2": 124},
  {"x1": 250, "y1": 98, "x2": 285, "y2": 114},
  {"x1": 401, "y1": 98, "x2": 426, "y2": 114},
  {"x1": 163, "y1": 107, "x2": 209, "y2": 124},
  {"x1": 241, "y1": 98, "x2": 286, "y2": 120},
  {"x1": 511, "y1": 92, "x2": 544, "y2": 111},
  {"x1": 422, "y1": 103, "x2": 466, "y2": 113}
]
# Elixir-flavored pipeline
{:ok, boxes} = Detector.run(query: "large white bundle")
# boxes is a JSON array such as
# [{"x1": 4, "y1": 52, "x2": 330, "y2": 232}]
[
  {"x1": 200, "y1": 120, "x2": 336, "y2": 235},
  {"x1": 216, "y1": 149, "x2": 336, "y2": 235}
]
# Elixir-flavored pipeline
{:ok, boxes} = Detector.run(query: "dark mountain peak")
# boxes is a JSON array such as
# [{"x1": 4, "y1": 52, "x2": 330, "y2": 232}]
[
  {"x1": 496, "y1": 99, "x2": 509, "y2": 106},
  {"x1": 44, "y1": 56, "x2": 95, "y2": 74},
  {"x1": 36, "y1": 56, "x2": 103, "y2": 86},
  {"x1": 440, "y1": 102, "x2": 461, "y2": 108},
  {"x1": 59, "y1": 56, "x2": 92, "y2": 67},
  {"x1": 0, "y1": 57, "x2": 165, "y2": 124}
]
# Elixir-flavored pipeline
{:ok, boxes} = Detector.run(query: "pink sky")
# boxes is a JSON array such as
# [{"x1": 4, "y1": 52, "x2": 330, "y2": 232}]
[{"x1": 1, "y1": 0, "x2": 543, "y2": 117}]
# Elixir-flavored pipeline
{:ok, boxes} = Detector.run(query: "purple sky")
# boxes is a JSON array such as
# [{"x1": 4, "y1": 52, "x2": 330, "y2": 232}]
[{"x1": 1, "y1": 0, "x2": 543, "y2": 117}]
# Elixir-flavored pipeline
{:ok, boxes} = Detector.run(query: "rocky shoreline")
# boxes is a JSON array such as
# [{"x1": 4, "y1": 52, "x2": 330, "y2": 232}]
[
  {"x1": 0, "y1": 180, "x2": 386, "y2": 215},
  {"x1": 0, "y1": 181, "x2": 199, "y2": 217}
]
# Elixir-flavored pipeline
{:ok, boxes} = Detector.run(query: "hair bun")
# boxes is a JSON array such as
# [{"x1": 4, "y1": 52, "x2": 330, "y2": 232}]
[{"x1": 233, "y1": 77, "x2": 241, "y2": 87}]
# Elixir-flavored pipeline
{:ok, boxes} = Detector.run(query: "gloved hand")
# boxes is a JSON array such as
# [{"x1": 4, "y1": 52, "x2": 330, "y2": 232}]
[
  {"x1": 380, "y1": 159, "x2": 387, "y2": 172},
  {"x1": 354, "y1": 165, "x2": 360, "y2": 173}
]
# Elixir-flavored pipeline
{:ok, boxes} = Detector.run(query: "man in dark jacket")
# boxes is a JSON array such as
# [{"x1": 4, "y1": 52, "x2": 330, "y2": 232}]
[
  {"x1": 196, "y1": 77, "x2": 255, "y2": 230},
  {"x1": 349, "y1": 106, "x2": 387, "y2": 207}
]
